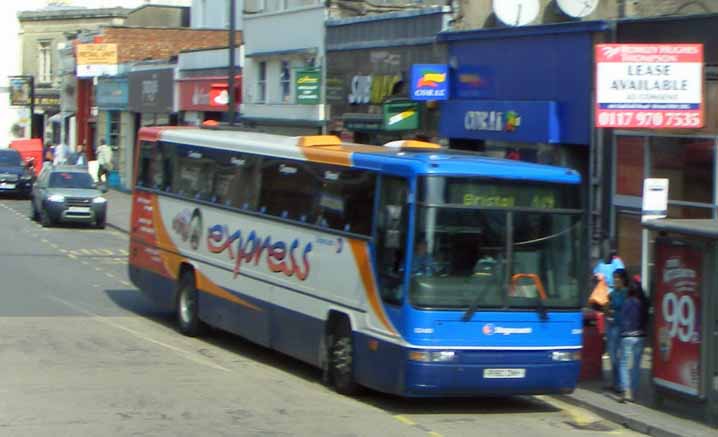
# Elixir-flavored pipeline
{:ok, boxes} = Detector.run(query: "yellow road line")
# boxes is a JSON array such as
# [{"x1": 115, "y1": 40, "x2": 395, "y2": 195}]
[
  {"x1": 537, "y1": 395, "x2": 597, "y2": 427},
  {"x1": 393, "y1": 415, "x2": 416, "y2": 426},
  {"x1": 67, "y1": 254, "x2": 77, "y2": 259},
  {"x1": 427, "y1": 432, "x2": 444, "y2": 437}
]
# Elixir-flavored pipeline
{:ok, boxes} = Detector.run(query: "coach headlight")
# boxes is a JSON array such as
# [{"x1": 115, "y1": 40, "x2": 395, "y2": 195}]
[{"x1": 408, "y1": 350, "x2": 457, "y2": 363}]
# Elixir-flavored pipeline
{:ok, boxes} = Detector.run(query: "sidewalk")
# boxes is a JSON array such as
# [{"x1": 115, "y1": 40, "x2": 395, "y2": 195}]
[
  {"x1": 101, "y1": 189, "x2": 716, "y2": 436},
  {"x1": 104, "y1": 189, "x2": 132, "y2": 233},
  {"x1": 560, "y1": 354, "x2": 717, "y2": 437}
]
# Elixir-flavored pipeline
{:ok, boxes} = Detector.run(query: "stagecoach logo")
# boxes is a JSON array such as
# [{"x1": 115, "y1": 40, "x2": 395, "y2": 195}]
[
  {"x1": 172, "y1": 208, "x2": 203, "y2": 251},
  {"x1": 482, "y1": 324, "x2": 533, "y2": 336},
  {"x1": 207, "y1": 224, "x2": 312, "y2": 281}
]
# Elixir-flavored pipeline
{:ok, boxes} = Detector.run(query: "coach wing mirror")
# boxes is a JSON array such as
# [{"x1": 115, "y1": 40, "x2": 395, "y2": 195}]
[{"x1": 383, "y1": 205, "x2": 403, "y2": 249}]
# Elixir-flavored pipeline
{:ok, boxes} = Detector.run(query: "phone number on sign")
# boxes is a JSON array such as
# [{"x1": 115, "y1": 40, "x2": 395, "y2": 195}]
[{"x1": 597, "y1": 111, "x2": 702, "y2": 128}]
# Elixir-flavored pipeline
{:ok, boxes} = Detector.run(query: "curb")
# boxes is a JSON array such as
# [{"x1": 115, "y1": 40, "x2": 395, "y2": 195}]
[
  {"x1": 556, "y1": 394, "x2": 684, "y2": 437},
  {"x1": 107, "y1": 221, "x2": 128, "y2": 234}
]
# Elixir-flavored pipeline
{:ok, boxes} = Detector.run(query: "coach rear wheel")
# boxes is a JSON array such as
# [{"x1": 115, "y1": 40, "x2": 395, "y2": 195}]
[
  {"x1": 329, "y1": 321, "x2": 359, "y2": 395},
  {"x1": 176, "y1": 272, "x2": 204, "y2": 337}
]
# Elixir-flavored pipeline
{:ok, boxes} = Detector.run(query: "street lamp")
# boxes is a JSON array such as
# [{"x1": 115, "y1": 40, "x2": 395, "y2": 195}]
[{"x1": 228, "y1": 0, "x2": 237, "y2": 126}]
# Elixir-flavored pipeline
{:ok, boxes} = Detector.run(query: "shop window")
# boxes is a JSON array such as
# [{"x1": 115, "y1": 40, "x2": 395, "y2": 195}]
[
  {"x1": 616, "y1": 136, "x2": 645, "y2": 197},
  {"x1": 256, "y1": 61, "x2": 267, "y2": 103},
  {"x1": 667, "y1": 205, "x2": 713, "y2": 220},
  {"x1": 616, "y1": 212, "x2": 642, "y2": 276},
  {"x1": 280, "y1": 60, "x2": 291, "y2": 103},
  {"x1": 109, "y1": 112, "x2": 121, "y2": 148},
  {"x1": 650, "y1": 137, "x2": 714, "y2": 204}
]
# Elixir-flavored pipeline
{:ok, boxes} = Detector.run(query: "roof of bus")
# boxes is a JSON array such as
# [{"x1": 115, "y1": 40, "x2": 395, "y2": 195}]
[{"x1": 141, "y1": 126, "x2": 581, "y2": 184}]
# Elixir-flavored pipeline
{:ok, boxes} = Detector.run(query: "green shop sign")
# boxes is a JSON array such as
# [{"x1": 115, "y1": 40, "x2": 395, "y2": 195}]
[
  {"x1": 295, "y1": 69, "x2": 321, "y2": 105},
  {"x1": 383, "y1": 101, "x2": 420, "y2": 131}
]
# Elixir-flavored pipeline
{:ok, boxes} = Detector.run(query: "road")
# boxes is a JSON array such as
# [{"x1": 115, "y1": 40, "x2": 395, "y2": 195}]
[{"x1": 0, "y1": 197, "x2": 642, "y2": 437}]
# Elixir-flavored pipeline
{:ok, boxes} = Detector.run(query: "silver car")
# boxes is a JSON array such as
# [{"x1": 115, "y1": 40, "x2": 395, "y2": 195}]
[{"x1": 31, "y1": 166, "x2": 108, "y2": 228}]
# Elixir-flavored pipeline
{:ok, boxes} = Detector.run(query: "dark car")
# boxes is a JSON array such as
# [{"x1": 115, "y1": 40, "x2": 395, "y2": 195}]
[
  {"x1": 31, "y1": 166, "x2": 107, "y2": 228},
  {"x1": 0, "y1": 149, "x2": 34, "y2": 197}
]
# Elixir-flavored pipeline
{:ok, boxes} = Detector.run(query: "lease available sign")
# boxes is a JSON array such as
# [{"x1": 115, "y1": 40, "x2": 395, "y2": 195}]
[{"x1": 595, "y1": 44, "x2": 703, "y2": 129}]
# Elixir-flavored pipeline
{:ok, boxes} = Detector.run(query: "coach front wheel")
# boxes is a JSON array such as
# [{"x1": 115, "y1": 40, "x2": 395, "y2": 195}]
[{"x1": 176, "y1": 272, "x2": 204, "y2": 337}]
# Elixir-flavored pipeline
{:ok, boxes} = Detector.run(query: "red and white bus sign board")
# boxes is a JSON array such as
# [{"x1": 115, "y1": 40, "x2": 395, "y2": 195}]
[{"x1": 595, "y1": 44, "x2": 703, "y2": 129}]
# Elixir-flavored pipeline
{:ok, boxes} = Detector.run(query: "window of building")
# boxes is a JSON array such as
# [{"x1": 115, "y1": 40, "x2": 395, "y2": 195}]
[
  {"x1": 616, "y1": 136, "x2": 644, "y2": 197},
  {"x1": 37, "y1": 41, "x2": 52, "y2": 84},
  {"x1": 109, "y1": 112, "x2": 121, "y2": 148},
  {"x1": 256, "y1": 61, "x2": 267, "y2": 103},
  {"x1": 616, "y1": 212, "x2": 642, "y2": 275},
  {"x1": 280, "y1": 60, "x2": 291, "y2": 103},
  {"x1": 650, "y1": 137, "x2": 714, "y2": 204}
]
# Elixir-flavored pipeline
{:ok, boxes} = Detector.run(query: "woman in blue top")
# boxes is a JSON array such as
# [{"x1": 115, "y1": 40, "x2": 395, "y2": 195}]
[{"x1": 606, "y1": 269, "x2": 629, "y2": 393}]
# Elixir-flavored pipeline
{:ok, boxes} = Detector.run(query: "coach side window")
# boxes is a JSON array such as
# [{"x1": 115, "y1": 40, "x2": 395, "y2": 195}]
[
  {"x1": 173, "y1": 150, "x2": 216, "y2": 201},
  {"x1": 212, "y1": 154, "x2": 262, "y2": 210},
  {"x1": 259, "y1": 158, "x2": 316, "y2": 221},
  {"x1": 136, "y1": 141, "x2": 154, "y2": 188},
  {"x1": 314, "y1": 165, "x2": 375, "y2": 235},
  {"x1": 375, "y1": 176, "x2": 409, "y2": 305}
]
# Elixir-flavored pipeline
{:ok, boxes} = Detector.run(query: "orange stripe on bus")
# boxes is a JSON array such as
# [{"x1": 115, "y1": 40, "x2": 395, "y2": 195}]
[
  {"x1": 302, "y1": 147, "x2": 353, "y2": 166},
  {"x1": 195, "y1": 270, "x2": 263, "y2": 312},
  {"x1": 348, "y1": 240, "x2": 397, "y2": 336},
  {"x1": 151, "y1": 196, "x2": 186, "y2": 279},
  {"x1": 150, "y1": 197, "x2": 262, "y2": 312}
]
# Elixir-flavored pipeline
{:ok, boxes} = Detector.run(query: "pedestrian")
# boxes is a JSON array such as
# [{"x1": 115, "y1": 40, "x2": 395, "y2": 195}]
[
  {"x1": 618, "y1": 278, "x2": 648, "y2": 403},
  {"x1": 53, "y1": 142, "x2": 71, "y2": 166},
  {"x1": 43, "y1": 142, "x2": 54, "y2": 163},
  {"x1": 70, "y1": 143, "x2": 88, "y2": 167},
  {"x1": 96, "y1": 141, "x2": 113, "y2": 186},
  {"x1": 593, "y1": 240, "x2": 625, "y2": 294},
  {"x1": 606, "y1": 268, "x2": 629, "y2": 394}
]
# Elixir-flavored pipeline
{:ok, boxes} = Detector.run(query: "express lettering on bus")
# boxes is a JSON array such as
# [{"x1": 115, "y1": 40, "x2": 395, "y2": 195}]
[{"x1": 207, "y1": 224, "x2": 312, "y2": 280}]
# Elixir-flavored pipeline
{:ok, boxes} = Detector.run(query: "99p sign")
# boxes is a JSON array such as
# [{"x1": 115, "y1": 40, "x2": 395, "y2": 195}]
[{"x1": 653, "y1": 240, "x2": 702, "y2": 396}]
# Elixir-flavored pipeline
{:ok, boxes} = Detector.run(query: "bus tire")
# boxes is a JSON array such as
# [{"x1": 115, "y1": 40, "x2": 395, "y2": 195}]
[
  {"x1": 176, "y1": 272, "x2": 204, "y2": 337},
  {"x1": 329, "y1": 320, "x2": 359, "y2": 395}
]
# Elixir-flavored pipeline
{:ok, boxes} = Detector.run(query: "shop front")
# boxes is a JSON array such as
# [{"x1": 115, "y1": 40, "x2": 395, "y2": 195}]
[
  {"x1": 611, "y1": 15, "x2": 718, "y2": 285},
  {"x1": 437, "y1": 22, "x2": 608, "y2": 170},
  {"x1": 34, "y1": 90, "x2": 61, "y2": 145},
  {"x1": 325, "y1": 7, "x2": 449, "y2": 144},
  {"x1": 177, "y1": 75, "x2": 241, "y2": 126},
  {"x1": 96, "y1": 76, "x2": 133, "y2": 191},
  {"x1": 128, "y1": 66, "x2": 177, "y2": 129}
]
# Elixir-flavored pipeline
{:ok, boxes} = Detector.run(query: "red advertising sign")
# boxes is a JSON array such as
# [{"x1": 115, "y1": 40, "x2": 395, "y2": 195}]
[
  {"x1": 653, "y1": 239, "x2": 702, "y2": 396},
  {"x1": 177, "y1": 76, "x2": 241, "y2": 112},
  {"x1": 595, "y1": 44, "x2": 703, "y2": 129}
]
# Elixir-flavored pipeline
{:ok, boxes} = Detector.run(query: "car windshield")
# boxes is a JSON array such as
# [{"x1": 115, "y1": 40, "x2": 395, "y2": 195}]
[
  {"x1": 49, "y1": 172, "x2": 95, "y2": 189},
  {"x1": 409, "y1": 177, "x2": 584, "y2": 310},
  {"x1": 0, "y1": 151, "x2": 22, "y2": 166}
]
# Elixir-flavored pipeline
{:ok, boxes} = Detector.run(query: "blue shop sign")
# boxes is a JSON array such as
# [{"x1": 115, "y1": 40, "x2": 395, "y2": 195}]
[
  {"x1": 96, "y1": 77, "x2": 129, "y2": 110},
  {"x1": 410, "y1": 64, "x2": 449, "y2": 101},
  {"x1": 440, "y1": 100, "x2": 560, "y2": 144}
]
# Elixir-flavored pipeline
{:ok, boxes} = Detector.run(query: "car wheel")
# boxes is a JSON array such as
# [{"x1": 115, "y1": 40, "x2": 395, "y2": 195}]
[
  {"x1": 40, "y1": 209, "x2": 53, "y2": 227},
  {"x1": 30, "y1": 200, "x2": 39, "y2": 221},
  {"x1": 176, "y1": 272, "x2": 205, "y2": 337},
  {"x1": 95, "y1": 217, "x2": 106, "y2": 229}
]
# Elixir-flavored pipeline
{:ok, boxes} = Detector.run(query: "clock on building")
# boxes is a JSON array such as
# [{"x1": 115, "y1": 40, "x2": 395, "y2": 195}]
[
  {"x1": 557, "y1": 0, "x2": 600, "y2": 18},
  {"x1": 492, "y1": 0, "x2": 540, "y2": 27}
]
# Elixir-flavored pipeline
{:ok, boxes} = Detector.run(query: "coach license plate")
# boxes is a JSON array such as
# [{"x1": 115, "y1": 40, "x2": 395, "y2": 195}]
[
  {"x1": 68, "y1": 206, "x2": 90, "y2": 213},
  {"x1": 0, "y1": 183, "x2": 16, "y2": 189},
  {"x1": 483, "y1": 368, "x2": 526, "y2": 379}
]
